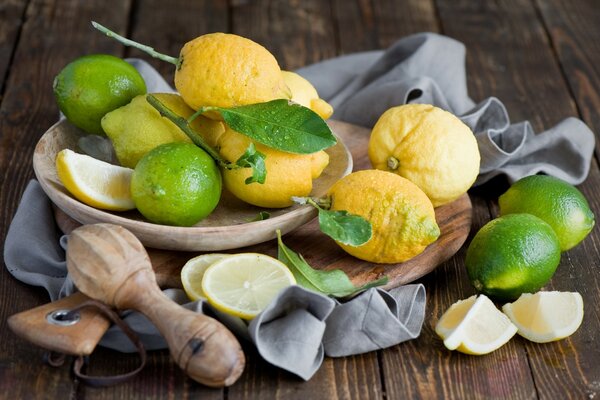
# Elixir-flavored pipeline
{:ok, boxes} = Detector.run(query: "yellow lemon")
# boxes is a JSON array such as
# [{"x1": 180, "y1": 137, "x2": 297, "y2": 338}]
[
  {"x1": 282, "y1": 71, "x2": 333, "y2": 119},
  {"x1": 56, "y1": 149, "x2": 135, "y2": 211},
  {"x1": 181, "y1": 253, "x2": 230, "y2": 300},
  {"x1": 368, "y1": 104, "x2": 480, "y2": 207},
  {"x1": 326, "y1": 169, "x2": 440, "y2": 263},
  {"x1": 435, "y1": 295, "x2": 518, "y2": 355},
  {"x1": 215, "y1": 127, "x2": 322, "y2": 208},
  {"x1": 201, "y1": 253, "x2": 296, "y2": 320},
  {"x1": 102, "y1": 93, "x2": 225, "y2": 168},
  {"x1": 175, "y1": 33, "x2": 291, "y2": 110},
  {"x1": 310, "y1": 150, "x2": 330, "y2": 179},
  {"x1": 502, "y1": 291, "x2": 584, "y2": 343}
]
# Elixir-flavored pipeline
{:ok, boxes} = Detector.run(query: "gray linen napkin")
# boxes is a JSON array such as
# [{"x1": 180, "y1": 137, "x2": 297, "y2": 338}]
[{"x1": 297, "y1": 32, "x2": 595, "y2": 185}]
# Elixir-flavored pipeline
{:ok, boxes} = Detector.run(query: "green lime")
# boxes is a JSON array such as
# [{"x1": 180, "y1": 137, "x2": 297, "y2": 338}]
[
  {"x1": 131, "y1": 142, "x2": 221, "y2": 226},
  {"x1": 465, "y1": 214, "x2": 561, "y2": 301},
  {"x1": 53, "y1": 54, "x2": 147, "y2": 135},
  {"x1": 499, "y1": 175, "x2": 595, "y2": 251}
]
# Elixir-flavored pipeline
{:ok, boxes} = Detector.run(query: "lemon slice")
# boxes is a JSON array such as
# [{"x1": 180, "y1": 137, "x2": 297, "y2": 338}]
[
  {"x1": 435, "y1": 295, "x2": 518, "y2": 355},
  {"x1": 502, "y1": 291, "x2": 584, "y2": 343},
  {"x1": 56, "y1": 149, "x2": 135, "y2": 211},
  {"x1": 201, "y1": 253, "x2": 296, "y2": 319},
  {"x1": 181, "y1": 253, "x2": 230, "y2": 300}
]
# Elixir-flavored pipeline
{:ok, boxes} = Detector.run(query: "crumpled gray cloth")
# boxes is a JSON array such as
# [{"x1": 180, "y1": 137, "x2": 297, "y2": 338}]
[
  {"x1": 4, "y1": 181, "x2": 425, "y2": 381},
  {"x1": 297, "y1": 32, "x2": 595, "y2": 185}
]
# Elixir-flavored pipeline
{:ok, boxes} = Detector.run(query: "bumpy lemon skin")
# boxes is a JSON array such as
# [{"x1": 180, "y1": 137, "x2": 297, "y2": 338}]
[
  {"x1": 217, "y1": 128, "x2": 315, "y2": 208},
  {"x1": 327, "y1": 169, "x2": 440, "y2": 263},
  {"x1": 368, "y1": 104, "x2": 480, "y2": 207},
  {"x1": 174, "y1": 33, "x2": 291, "y2": 110}
]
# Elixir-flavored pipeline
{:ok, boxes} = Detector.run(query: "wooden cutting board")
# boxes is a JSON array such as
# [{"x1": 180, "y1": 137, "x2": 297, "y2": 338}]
[{"x1": 54, "y1": 119, "x2": 473, "y2": 290}]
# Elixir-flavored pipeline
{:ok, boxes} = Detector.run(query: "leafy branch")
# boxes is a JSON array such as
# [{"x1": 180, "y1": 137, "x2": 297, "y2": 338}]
[{"x1": 146, "y1": 94, "x2": 266, "y2": 184}]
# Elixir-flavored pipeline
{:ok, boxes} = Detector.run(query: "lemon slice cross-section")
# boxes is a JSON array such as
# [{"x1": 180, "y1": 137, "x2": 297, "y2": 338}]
[
  {"x1": 202, "y1": 253, "x2": 296, "y2": 320},
  {"x1": 435, "y1": 294, "x2": 518, "y2": 355},
  {"x1": 56, "y1": 149, "x2": 135, "y2": 211},
  {"x1": 502, "y1": 291, "x2": 584, "y2": 343},
  {"x1": 181, "y1": 253, "x2": 230, "y2": 301}
]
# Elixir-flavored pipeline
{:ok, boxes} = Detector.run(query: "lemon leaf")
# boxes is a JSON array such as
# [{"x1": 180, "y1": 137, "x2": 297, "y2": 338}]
[
  {"x1": 276, "y1": 230, "x2": 387, "y2": 298},
  {"x1": 235, "y1": 143, "x2": 267, "y2": 184},
  {"x1": 201, "y1": 100, "x2": 337, "y2": 154}
]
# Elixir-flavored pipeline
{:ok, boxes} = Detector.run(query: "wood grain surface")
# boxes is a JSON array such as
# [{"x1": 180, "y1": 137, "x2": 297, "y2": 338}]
[{"x1": 1, "y1": 0, "x2": 599, "y2": 399}]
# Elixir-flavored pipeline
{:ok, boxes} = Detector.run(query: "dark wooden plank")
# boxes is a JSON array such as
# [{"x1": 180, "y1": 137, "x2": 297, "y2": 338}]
[
  {"x1": 0, "y1": 0, "x2": 28, "y2": 97},
  {"x1": 229, "y1": 346, "x2": 382, "y2": 400},
  {"x1": 0, "y1": 0, "x2": 132, "y2": 398},
  {"x1": 81, "y1": 1, "x2": 228, "y2": 399},
  {"x1": 332, "y1": 0, "x2": 439, "y2": 52},
  {"x1": 230, "y1": 0, "x2": 337, "y2": 70},
  {"x1": 127, "y1": 0, "x2": 229, "y2": 86},
  {"x1": 530, "y1": 2, "x2": 600, "y2": 398},
  {"x1": 436, "y1": 0, "x2": 600, "y2": 399},
  {"x1": 535, "y1": 0, "x2": 600, "y2": 154}
]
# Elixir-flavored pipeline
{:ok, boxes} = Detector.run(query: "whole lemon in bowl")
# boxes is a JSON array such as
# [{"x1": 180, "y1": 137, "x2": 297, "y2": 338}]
[
  {"x1": 368, "y1": 104, "x2": 480, "y2": 207},
  {"x1": 101, "y1": 93, "x2": 225, "y2": 168},
  {"x1": 217, "y1": 127, "x2": 321, "y2": 208},
  {"x1": 326, "y1": 169, "x2": 440, "y2": 263},
  {"x1": 281, "y1": 71, "x2": 333, "y2": 119},
  {"x1": 175, "y1": 33, "x2": 291, "y2": 110}
]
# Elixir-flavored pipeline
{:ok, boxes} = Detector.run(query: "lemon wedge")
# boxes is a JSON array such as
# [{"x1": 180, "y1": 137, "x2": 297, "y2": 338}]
[
  {"x1": 201, "y1": 253, "x2": 296, "y2": 319},
  {"x1": 56, "y1": 149, "x2": 135, "y2": 211},
  {"x1": 181, "y1": 253, "x2": 230, "y2": 300},
  {"x1": 502, "y1": 291, "x2": 584, "y2": 343},
  {"x1": 435, "y1": 294, "x2": 518, "y2": 355}
]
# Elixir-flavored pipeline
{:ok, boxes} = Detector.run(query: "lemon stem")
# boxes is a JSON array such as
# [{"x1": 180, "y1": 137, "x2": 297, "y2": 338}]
[
  {"x1": 92, "y1": 21, "x2": 179, "y2": 66},
  {"x1": 292, "y1": 196, "x2": 332, "y2": 210},
  {"x1": 145, "y1": 95, "x2": 229, "y2": 166},
  {"x1": 387, "y1": 156, "x2": 400, "y2": 170}
]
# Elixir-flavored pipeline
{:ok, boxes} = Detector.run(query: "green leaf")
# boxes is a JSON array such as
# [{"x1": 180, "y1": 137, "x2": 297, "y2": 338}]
[
  {"x1": 247, "y1": 211, "x2": 271, "y2": 222},
  {"x1": 317, "y1": 209, "x2": 372, "y2": 246},
  {"x1": 202, "y1": 100, "x2": 337, "y2": 154},
  {"x1": 276, "y1": 230, "x2": 387, "y2": 298},
  {"x1": 234, "y1": 143, "x2": 266, "y2": 184}
]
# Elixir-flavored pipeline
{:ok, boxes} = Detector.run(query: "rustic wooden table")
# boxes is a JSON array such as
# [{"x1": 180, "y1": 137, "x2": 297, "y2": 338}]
[{"x1": 1, "y1": 1, "x2": 599, "y2": 399}]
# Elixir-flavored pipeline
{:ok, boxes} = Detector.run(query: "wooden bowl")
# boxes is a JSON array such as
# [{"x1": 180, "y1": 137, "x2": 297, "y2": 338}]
[{"x1": 33, "y1": 119, "x2": 353, "y2": 251}]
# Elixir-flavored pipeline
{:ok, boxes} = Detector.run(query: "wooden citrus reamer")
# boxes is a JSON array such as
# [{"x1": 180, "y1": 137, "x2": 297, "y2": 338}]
[{"x1": 60, "y1": 223, "x2": 244, "y2": 387}]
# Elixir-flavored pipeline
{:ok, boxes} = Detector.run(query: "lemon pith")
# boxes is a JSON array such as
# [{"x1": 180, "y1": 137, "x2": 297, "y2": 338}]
[
  {"x1": 502, "y1": 291, "x2": 584, "y2": 343},
  {"x1": 56, "y1": 149, "x2": 135, "y2": 211},
  {"x1": 436, "y1": 295, "x2": 518, "y2": 355},
  {"x1": 201, "y1": 253, "x2": 296, "y2": 319},
  {"x1": 181, "y1": 253, "x2": 230, "y2": 301}
]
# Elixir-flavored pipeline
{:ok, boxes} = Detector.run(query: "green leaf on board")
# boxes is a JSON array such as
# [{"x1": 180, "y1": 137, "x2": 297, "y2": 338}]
[
  {"x1": 276, "y1": 230, "x2": 387, "y2": 298},
  {"x1": 200, "y1": 100, "x2": 337, "y2": 154},
  {"x1": 301, "y1": 198, "x2": 372, "y2": 247}
]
